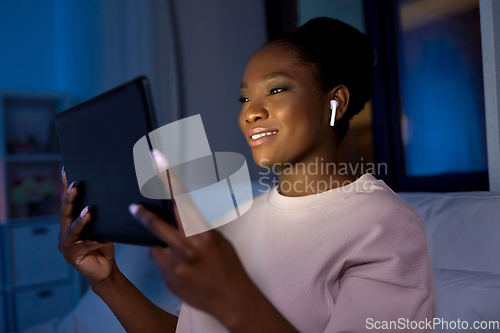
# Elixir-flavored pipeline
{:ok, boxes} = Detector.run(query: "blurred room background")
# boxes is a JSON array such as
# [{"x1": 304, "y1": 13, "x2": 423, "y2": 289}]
[{"x1": 0, "y1": 0, "x2": 489, "y2": 331}]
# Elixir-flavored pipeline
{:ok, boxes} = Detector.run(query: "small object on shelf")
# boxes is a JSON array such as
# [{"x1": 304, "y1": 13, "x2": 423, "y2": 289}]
[
  {"x1": 4, "y1": 97, "x2": 60, "y2": 155},
  {"x1": 7, "y1": 133, "x2": 41, "y2": 154},
  {"x1": 8, "y1": 174, "x2": 61, "y2": 219}
]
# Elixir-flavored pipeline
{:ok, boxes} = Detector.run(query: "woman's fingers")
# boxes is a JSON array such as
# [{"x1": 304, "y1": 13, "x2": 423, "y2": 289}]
[
  {"x1": 130, "y1": 204, "x2": 183, "y2": 246},
  {"x1": 60, "y1": 181, "x2": 78, "y2": 235},
  {"x1": 129, "y1": 204, "x2": 197, "y2": 262},
  {"x1": 96, "y1": 241, "x2": 115, "y2": 260},
  {"x1": 61, "y1": 239, "x2": 110, "y2": 269},
  {"x1": 173, "y1": 204, "x2": 187, "y2": 237},
  {"x1": 61, "y1": 206, "x2": 91, "y2": 245},
  {"x1": 150, "y1": 149, "x2": 213, "y2": 237},
  {"x1": 68, "y1": 240, "x2": 108, "y2": 259},
  {"x1": 60, "y1": 166, "x2": 68, "y2": 203},
  {"x1": 150, "y1": 246, "x2": 174, "y2": 268},
  {"x1": 149, "y1": 247, "x2": 182, "y2": 289},
  {"x1": 150, "y1": 149, "x2": 190, "y2": 198}
]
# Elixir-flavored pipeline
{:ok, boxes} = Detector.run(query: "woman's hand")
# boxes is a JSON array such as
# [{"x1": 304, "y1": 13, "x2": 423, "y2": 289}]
[
  {"x1": 129, "y1": 202, "x2": 258, "y2": 328},
  {"x1": 58, "y1": 167, "x2": 116, "y2": 286},
  {"x1": 128, "y1": 150, "x2": 262, "y2": 329}
]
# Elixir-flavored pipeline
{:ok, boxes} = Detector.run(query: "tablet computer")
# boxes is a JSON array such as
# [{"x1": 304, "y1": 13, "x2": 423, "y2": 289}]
[{"x1": 55, "y1": 76, "x2": 177, "y2": 247}]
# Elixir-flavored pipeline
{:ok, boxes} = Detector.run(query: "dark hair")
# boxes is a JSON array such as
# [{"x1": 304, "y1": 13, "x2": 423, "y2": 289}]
[{"x1": 270, "y1": 17, "x2": 375, "y2": 145}]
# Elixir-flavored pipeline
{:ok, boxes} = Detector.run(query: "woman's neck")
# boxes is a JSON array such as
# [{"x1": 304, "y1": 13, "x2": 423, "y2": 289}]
[{"x1": 275, "y1": 153, "x2": 356, "y2": 197}]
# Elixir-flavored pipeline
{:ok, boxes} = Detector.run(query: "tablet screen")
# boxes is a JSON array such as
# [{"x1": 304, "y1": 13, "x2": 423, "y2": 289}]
[{"x1": 55, "y1": 76, "x2": 176, "y2": 246}]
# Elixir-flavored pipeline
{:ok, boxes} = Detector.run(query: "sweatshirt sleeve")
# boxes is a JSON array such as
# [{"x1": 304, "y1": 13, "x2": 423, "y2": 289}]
[
  {"x1": 323, "y1": 194, "x2": 435, "y2": 332},
  {"x1": 324, "y1": 277, "x2": 433, "y2": 332}
]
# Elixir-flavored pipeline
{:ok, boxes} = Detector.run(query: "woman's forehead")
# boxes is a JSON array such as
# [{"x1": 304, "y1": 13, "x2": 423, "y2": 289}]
[
  {"x1": 243, "y1": 44, "x2": 304, "y2": 79},
  {"x1": 250, "y1": 43, "x2": 298, "y2": 65}
]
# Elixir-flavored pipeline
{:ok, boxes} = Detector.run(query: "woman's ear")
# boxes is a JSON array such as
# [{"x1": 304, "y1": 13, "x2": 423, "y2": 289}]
[{"x1": 327, "y1": 85, "x2": 350, "y2": 124}]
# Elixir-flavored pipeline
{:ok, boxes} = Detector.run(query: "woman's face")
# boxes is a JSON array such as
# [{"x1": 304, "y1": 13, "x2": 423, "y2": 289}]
[{"x1": 238, "y1": 43, "x2": 335, "y2": 169}]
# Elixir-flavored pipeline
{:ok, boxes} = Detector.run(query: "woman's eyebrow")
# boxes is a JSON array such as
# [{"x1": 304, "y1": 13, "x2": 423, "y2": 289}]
[
  {"x1": 259, "y1": 71, "x2": 293, "y2": 82},
  {"x1": 240, "y1": 71, "x2": 294, "y2": 89}
]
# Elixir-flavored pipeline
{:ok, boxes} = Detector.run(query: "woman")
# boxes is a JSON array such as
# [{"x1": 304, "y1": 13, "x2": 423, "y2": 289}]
[{"x1": 59, "y1": 17, "x2": 434, "y2": 332}]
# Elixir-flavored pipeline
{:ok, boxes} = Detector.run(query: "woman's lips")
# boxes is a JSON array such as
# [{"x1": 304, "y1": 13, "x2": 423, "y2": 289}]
[{"x1": 249, "y1": 132, "x2": 278, "y2": 147}]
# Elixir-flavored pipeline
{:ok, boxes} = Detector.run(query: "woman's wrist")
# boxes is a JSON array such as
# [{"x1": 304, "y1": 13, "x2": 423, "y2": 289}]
[
  {"x1": 90, "y1": 262, "x2": 122, "y2": 295},
  {"x1": 218, "y1": 281, "x2": 264, "y2": 331}
]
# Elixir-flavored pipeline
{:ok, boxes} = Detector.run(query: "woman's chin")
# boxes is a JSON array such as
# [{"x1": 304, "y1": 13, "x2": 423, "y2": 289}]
[{"x1": 252, "y1": 153, "x2": 276, "y2": 169}]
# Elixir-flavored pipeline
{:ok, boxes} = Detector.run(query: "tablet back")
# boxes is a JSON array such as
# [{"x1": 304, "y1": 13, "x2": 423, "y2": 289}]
[{"x1": 55, "y1": 76, "x2": 176, "y2": 246}]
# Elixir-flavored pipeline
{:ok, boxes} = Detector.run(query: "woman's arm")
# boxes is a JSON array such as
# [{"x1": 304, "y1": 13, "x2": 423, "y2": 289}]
[
  {"x1": 58, "y1": 169, "x2": 177, "y2": 333},
  {"x1": 322, "y1": 203, "x2": 435, "y2": 332},
  {"x1": 220, "y1": 284, "x2": 299, "y2": 333},
  {"x1": 125, "y1": 151, "x2": 299, "y2": 332},
  {"x1": 130, "y1": 203, "x2": 299, "y2": 333},
  {"x1": 91, "y1": 264, "x2": 178, "y2": 333}
]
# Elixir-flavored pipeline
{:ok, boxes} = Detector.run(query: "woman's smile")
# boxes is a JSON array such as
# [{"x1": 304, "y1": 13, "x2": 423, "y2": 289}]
[{"x1": 248, "y1": 128, "x2": 279, "y2": 147}]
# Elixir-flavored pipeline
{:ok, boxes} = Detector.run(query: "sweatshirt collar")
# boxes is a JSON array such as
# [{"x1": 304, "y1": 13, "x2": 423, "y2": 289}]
[{"x1": 267, "y1": 173, "x2": 380, "y2": 210}]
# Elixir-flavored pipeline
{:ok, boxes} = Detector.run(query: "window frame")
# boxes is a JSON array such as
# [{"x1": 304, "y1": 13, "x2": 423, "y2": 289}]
[{"x1": 363, "y1": 0, "x2": 489, "y2": 192}]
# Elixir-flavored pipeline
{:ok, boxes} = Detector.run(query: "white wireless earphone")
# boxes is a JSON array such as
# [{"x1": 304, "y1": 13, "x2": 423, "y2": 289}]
[{"x1": 330, "y1": 100, "x2": 338, "y2": 127}]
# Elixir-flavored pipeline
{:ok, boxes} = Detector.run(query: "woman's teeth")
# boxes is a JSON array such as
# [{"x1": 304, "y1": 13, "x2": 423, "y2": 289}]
[{"x1": 251, "y1": 131, "x2": 277, "y2": 140}]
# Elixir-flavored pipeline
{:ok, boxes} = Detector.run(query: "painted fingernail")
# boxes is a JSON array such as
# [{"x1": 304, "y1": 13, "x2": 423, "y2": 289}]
[
  {"x1": 80, "y1": 205, "x2": 89, "y2": 218},
  {"x1": 67, "y1": 181, "x2": 75, "y2": 194},
  {"x1": 151, "y1": 149, "x2": 170, "y2": 170},
  {"x1": 129, "y1": 204, "x2": 139, "y2": 215}
]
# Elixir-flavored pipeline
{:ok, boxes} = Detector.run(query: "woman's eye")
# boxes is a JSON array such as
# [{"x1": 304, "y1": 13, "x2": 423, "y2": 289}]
[
  {"x1": 269, "y1": 87, "x2": 286, "y2": 95},
  {"x1": 238, "y1": 97, "x2": 250, "y2": 104}
]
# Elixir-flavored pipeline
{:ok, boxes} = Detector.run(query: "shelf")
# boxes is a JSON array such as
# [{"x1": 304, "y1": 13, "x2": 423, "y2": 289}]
[
  {"x1": 5, "y1": 154, "x2": 62, "y2": 163},
  {"x1": 6, "y1": 215, "x2": 60, "y2": 225},
  {"x1": 3, "y1": 277, "x2": 74, "y2": 293},
  {"x1": 0, "y1": 91, "x2": 81, "y2": 332}
]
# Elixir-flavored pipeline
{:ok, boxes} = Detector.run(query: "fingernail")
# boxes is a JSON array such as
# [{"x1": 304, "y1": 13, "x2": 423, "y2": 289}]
[
  {"x1": 80, "y1": 205, "x2": 89, "y2": 218},
  {"x1": 61, "y1": 166, "x2": 65, "y2": 177},
  {"x1": 67, "y1": 181, "x2": 75, "y2": 194},
  {"x1": 129, "y1": 204, "x2": 139, "y2": 215},
  {"x1": 151, "y1": 149, "x2": 170, "y2": 170}
]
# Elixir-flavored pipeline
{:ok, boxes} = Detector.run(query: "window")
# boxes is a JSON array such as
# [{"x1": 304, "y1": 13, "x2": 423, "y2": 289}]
[{"x1": 365, "y1": 0, "x2": 488, "y2": 191}]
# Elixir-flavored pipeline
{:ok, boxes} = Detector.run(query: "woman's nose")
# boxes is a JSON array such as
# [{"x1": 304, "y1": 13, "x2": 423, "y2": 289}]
[{"x1": 245, "y1": 103, "x2": 269, "y2": 124}]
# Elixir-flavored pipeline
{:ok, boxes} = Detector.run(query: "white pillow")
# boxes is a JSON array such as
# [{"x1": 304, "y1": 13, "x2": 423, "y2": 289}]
[
  {"x1": 397, "y1": 192, "x2": 500, "y2": 274},
  {"x1": 433, "y1": 268, "x2": 500, "y2": 332}
]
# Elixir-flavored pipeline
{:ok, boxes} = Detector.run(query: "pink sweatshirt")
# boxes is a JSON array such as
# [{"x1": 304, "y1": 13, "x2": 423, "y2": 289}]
[{"x1": 175, "y1": 173, "x2": 435, "y2": 332}]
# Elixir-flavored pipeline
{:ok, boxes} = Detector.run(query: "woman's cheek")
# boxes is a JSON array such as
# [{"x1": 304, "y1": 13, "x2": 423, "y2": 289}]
[{"x1": 238, "y1": 110, "x2": 247, "y2": 134}]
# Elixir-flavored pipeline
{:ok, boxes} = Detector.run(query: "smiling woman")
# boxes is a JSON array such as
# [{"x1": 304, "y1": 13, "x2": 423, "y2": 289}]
[
  {"x1": 238, "y1": 17, "x2": 373, "y2": 196},
  {"x1": 58, "y1": 17, "x2": 434, "y2": 333},
  {"x1": 174, "y1": 17, "x2": 434, "y2": 332}
]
